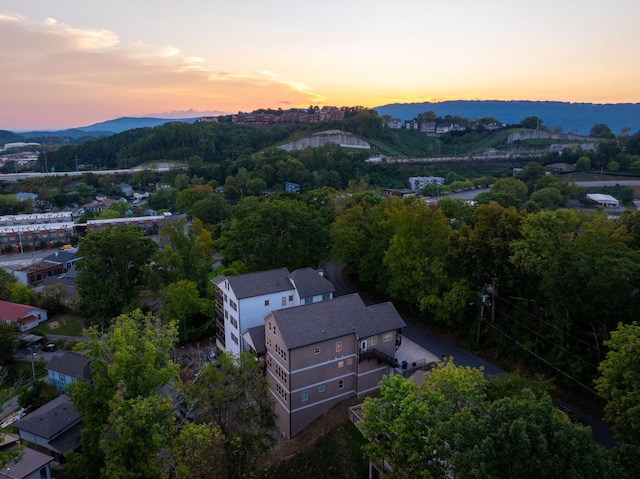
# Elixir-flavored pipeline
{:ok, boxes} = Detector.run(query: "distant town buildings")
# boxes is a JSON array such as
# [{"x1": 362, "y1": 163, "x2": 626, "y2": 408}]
[{"x1": 232, "y1": 108, "x2": 345, "y2": 125}]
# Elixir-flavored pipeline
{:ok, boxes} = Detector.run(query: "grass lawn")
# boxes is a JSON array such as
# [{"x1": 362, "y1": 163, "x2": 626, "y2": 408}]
[
  {"x1": 262, "y1": 422, "x2": 369, "y2": 479},
  {"x1": 31, "y1": 313, "x2": 87, "y2": 337}
]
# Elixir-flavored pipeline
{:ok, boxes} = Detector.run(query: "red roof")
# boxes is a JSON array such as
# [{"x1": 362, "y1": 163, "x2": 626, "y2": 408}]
[{"x1": 0, "y1": 300, "x2": 42, "y2": 322}]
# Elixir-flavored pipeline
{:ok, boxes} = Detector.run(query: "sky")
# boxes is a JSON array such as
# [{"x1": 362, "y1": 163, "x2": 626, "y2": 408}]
[{"x1": 1, "y1": 0, "x2": 639, "y2": 130}]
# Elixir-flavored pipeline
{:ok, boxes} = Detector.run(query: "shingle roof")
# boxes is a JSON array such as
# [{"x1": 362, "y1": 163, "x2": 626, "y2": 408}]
[
  {"x1": 42, "y1": 251, "x2": 77, "y2": 264},
  {"x1": 272, "y1": 293, "x2": 406, "y2": 350},
  {"x1": 214, "y1": 268, "x2": 293, "y2": 299},
  {"x1": 287, "y1": 268, "x2": 335, "y2": 299},
  {"x1": 45, "y1": 351, "x2": 90, "y2": 379},
  {"x1": 14, "y1": 394, "x2": 80, "y2": 440},
  {"x1": 243, "y1": 325, "x2": 266, "y2": 354},
  {"x1": 0, "y1": 447, "x2": 53, "y2": 479}
]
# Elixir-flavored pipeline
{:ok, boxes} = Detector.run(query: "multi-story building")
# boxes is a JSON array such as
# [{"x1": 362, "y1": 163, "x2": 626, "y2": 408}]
[
  {"x1": 408, "y1": 176, "x2": 445, "y2": 192},
  {"x1": 263, "y1": 293, "x2": 406, "y2": 438},
  {"x1": 212, "y1": 267, "x2": 335, "y2": 355}
]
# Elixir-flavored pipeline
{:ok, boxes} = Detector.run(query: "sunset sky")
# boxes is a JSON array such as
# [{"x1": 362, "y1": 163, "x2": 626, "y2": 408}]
[{"x1": 2, "y1": 0, "x2": 639, "y2": 130}]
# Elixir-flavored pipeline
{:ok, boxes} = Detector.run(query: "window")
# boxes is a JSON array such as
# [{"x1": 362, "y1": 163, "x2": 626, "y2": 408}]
[
  {"x1": 304, "y1": 297, "x2": 313, "y2": 305},
  {"x1": 224, "y1": 310, "x2": 228, "y2": 319},
  {"x1": 281, "y1": 296, "x2": 287, "y2": 306},
  {"x1": 289, "y1": 295, "x2": 294, "y2": 301},
  {"x1": 347, "y1": 358, "x2": 353, "y2": 365},
  {"x1": 335, "y1": 341, "x2": 342, "y2": 353},
  {"x1": 338, "y1": 380, "x2": 344, "y2": 390},
  {"x1": 367, "y1": 335, "x2": 378, "y2": 346},
  {"x1": 224, "y1": 294, "x2": 228, "y2": 303},
  {"x1": 338, "y1": 360, "x2": 344, "y2": 368},
  {"x1": 266, "y1": 336, "x2": 272, "y2": 348},
  {"x1": 264, "y1": 299, "x2": 270, "y2": 306},
  {"x1": 383, "y1": 331, "x2": 394, "y2": 343},
  {"x1": 314, "y1": 347, "x2": 321, "y2": 354},
  {"x1": 230, "y1": 316, "x2": 238, "y2": 328},
  {"x1": 231, "y1": 333, "x2": 239, "y2": 345},
  {"x1": 275, "y1": 364, "x2": 287, "y2": 383},
  {"x1": 58, "y1": 373, "x2": 66, "y2": 382},
  {"x1": 322, "y1": 293, "x2": 331, "y2": 301},
  {"x1": 275, "y1": 344, "x2": 287, "y2": 361},
  {"x1": 301, "y1": 391, "x2": 308, "y2": 401},
  {"x1": 40, "y1": 467, "x2": 48, "y2": 479},
  {"x1": 318, "y1": 385, "x2": 325, "y2": 393},
  {"x1": 276, "y1": 383, "x2": 287, "y2": 401},
  {"x1": 230, "y1": 299, "x2": 237, "y2": 311}
]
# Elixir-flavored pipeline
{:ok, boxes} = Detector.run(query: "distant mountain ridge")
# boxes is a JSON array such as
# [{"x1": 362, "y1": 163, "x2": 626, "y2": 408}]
[{"x1": 373, "y1": 100, "x2": 640, "y2": 135}]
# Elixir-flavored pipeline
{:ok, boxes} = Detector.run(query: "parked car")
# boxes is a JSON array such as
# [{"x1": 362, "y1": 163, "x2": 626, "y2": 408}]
[{"x1": 42, "y1": 343, "x2": 57, "y2": 352}]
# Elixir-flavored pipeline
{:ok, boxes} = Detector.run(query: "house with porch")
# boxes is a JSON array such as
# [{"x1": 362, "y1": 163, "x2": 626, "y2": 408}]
[{"x1": 263, "y1": 293, "x2": 406, "y2": 438}]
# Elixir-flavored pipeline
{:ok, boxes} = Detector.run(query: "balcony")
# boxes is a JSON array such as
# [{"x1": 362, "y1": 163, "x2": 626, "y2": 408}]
[{"x1": 359, "y1": 348, "x2": 398, "y2": 368}]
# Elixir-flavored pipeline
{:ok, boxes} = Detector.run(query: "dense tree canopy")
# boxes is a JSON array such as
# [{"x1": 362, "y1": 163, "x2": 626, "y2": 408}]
[
  {"x1": 217, "y1": 194, "x2": 331, "y2": 271},
  {"x1": 362, "y1": 363, "x2": 618, "y2": 479},
  {"x1": 67, "y1": 310, "x2": 179, "y2": 478},
  {"x1": 596, "y1": 322, "x2": 640, "y2": 477},
  {"x1": 75, "y1": 225, "x2": 157, "y2": 326}
]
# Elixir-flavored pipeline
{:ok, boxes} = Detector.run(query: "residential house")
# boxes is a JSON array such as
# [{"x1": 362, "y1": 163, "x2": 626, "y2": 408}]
[
  {"x1": 41, "y1": 251, "x2": 79, "y2": 272},
  {"x1": 264, "y1": 293, "x2": 406, "y2": 438},
  {"x1": 119, "y1": 183, "x2": 133, "y2": 197},
  {"x1": 0, "y1": 447, "x2": 53, "y2": 479},
  {"x1": 0, "y1": 301, "x2": 47, "y2": 332},
  {"x1": 435, "y1": 122, "x2": 453, "y2": 134},
  {"x1": 13, "y1": 394, "x2": 82, "y2": 463},
  {"x1": 1, "y1": 260, "x2": 65, "y2": 287},
  {"x1": 420, "y1": 121, "x2": 437, "y2": 134},
  {"x1": 212, "y1": 267, "x2": 335, "y2": 356},
  {"x1": 46, "y1": 351, "x2": 91, "y2": 392}
]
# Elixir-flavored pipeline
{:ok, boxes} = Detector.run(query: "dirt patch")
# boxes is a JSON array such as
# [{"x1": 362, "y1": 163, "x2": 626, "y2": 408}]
[
  {"x1": 264, "y1": 395, "x2": 367, "y2": 469},
  {"x1": 47, "y1": 321, "x2": 60, "y2": 329}
]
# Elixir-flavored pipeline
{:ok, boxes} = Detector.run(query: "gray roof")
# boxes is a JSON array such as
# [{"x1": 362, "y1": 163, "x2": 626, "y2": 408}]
[
  {"x1": 14, "y1": 394, "x2": 81, "y2": 440},
  {"x1": 271, "y1": 293, "x2": 406, "y2": 350},
  {"x1": 242, "y1": 325, "x2": 266, "y2": 354},
  {"x1": 215, "y1": 268, "x2": 292, "y2": 299},
  {"x1": 42, "y1": 251, "x2": 76, "y2": 264},
  {"x1": 0, "y1": 447, "x2": 53, "y2": 479},
  {"x1": 287, "y1": 268, "x2": 335, "y2": 299},
  {"x1": 45, "y1": 351, "x2": 90, "y2": 380}
]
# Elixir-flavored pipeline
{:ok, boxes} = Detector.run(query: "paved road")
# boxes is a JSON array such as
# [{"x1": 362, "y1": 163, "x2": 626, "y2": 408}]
[{"x1": 324, "y1": 262, "x2": 615, "y2": 449}]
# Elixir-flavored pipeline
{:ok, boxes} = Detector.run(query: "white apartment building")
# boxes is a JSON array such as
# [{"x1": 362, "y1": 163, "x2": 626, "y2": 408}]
[{"x1": 212, "y1": 267, "x2": 335, "y2": 355}]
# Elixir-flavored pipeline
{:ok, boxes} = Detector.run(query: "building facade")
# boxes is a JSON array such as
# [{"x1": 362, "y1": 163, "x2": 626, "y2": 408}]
[
  {"x1": 212, "y1": 268, "x2": 335, "y2": 356},
  {"x1": 264, "y1": 293, "x2": 406, "y2": 438}
]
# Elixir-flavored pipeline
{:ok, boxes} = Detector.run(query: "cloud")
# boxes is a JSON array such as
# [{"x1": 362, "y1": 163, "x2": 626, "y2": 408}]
[{"x1": 0, "y1": 13, "x2": 323, "y2": 129}]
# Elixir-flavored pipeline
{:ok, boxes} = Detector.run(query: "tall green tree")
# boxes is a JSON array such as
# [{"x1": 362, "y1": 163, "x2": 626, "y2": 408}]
[
  {"x1": 596, "y1": 322, "x2": 640, "y2": 477},
  {"x1": 156, "y1": 218, "x2": 214, "y2": 293},
  {"x1": 362, "y1": 362, "x2": 618, "y2": 479},
  {"x1": 218, "y1": 196, "x2": 331, "y2": 271},
  {"x1": 163, "y1": 279, "x2": 213, "y2": 342},
  {"x1": 67, "y1": 310, "x2": 179, "y2": 478},
  {"x1": 188, "y1": 352, "x2": 275, "y2": 479},
  {"x1": 75, "y1": 225, "x2": 157, "y2": 325}
]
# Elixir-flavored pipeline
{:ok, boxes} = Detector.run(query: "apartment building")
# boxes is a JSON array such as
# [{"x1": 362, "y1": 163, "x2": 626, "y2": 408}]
[
  {"x1": 264, "y1": 293, "x2": 406, "y2": 438},
  {"x1": 212, "y1": 267, "x2": 335, "y2": 355}
]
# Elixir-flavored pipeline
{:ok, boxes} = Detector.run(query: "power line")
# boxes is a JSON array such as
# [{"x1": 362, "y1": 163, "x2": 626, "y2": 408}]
[
  {"x1": 497, "y1": 295, "x2": 599, "y2": 353},
  {"x1": 482, "y1": 319, "x2": 603, "y2": 398},
  {"x1": 492, "y1": 307, "x2": 599, "y2": 371}
]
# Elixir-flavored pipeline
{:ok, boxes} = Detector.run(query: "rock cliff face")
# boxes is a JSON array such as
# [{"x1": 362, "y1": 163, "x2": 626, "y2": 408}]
[{"x1": 278, "y1": 129, "x2": 371, "y2": 151}]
